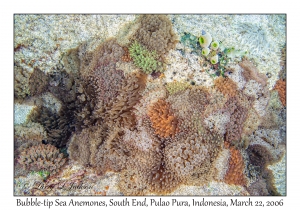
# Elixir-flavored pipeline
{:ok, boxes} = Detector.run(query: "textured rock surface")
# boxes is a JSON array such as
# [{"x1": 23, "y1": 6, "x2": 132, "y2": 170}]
[
  {"x1": 14, "y1": 15, "x2": 135, "y2": 74},
  {"x1": 267, "y1": 153, "x2": 286, "y2": 195}
]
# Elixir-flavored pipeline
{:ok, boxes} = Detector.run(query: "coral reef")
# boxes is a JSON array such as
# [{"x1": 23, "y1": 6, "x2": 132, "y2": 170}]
[
  {"x1": 33, "y1": 106, "x2": 72, "y2": 148},
  {"x1": 14, "y1": 14, "x2": 286, "y2": 196},
  {"x1": 14, "y1": 64, "x2": 48, "y2": 100},
  {"x1": 225, "y1": 65, "x2": 246, "y2": 90},
  {"x1": 163, "y1": 49, "x2": 213, "y2": 87},
  {"x1": 204, "y1": 110, "x2": 230, "y2": 135},
  {"x1": 247, "y1": 178, "x2": 269, "y2": 196},
  {"x1": 242, "y1": 107, "x2": 261, "y2": 137},
  {"x1": 166, "y1": 86, "x2": 209, "y2": 134}
]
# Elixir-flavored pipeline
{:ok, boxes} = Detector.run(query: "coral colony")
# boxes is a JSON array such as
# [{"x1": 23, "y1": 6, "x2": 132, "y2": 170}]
[{"x1": 14, "y1": 14, "x2": 286, "y2": 196}]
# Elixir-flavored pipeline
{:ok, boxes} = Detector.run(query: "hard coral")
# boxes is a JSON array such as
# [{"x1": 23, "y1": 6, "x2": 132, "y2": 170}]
[
  {"x1": 148, "y1": 99, "x2": 179, "y2": 138},
  {"x1": 18, "y1": 144, "x2": 66, "y2": 174},
  {"x1": 273, "y1": 79, "x2": 286, "y2": 106}
]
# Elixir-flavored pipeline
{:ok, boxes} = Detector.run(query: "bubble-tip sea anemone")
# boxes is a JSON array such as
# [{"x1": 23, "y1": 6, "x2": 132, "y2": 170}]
[
  {"x1": 211, "y1": 55, "x2": 219, "y2": 64},
  {"x1": 202, "y1": 47, "x2": 210, "y2": 56},
  {"x1": 199, "y1": 31, "x2": 212, "y2": 48}
]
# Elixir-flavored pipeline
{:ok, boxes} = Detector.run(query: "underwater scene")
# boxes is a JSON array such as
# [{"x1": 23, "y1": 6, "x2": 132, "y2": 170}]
[{"x1": 14, "y1": 14, "x2": 286, "y2": 196}]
